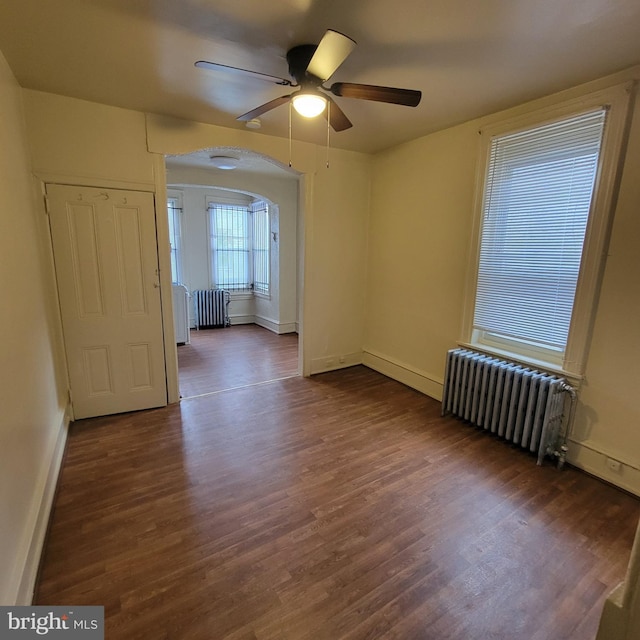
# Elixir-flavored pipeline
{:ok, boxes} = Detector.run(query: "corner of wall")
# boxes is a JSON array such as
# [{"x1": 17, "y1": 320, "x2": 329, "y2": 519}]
[
  {"x1": 310, "y1": 351, "x2": 363, "y2": 375},
  {"x1": 362, "y1": 349, "x2": 444, "y2": 401},
  {"x1": 566, "y1": 439, "x2": 640, "y2": 497}
]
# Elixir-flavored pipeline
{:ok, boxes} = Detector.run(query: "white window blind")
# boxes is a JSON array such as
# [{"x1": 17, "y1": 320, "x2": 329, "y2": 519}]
[{"x1": 473, "y1": 108, "x2": 607, "y2": 355}]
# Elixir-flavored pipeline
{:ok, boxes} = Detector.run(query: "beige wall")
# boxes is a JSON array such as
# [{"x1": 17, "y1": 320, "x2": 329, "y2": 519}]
[
  {"x1": 307, "y1": 148, "x2": 371, "y2": 373},
  {"x1": 573, "y1": 90, "x2": 640, "y2": 493},
  {"x1": 23, "y1": 91, "x2": 154, "y2": 189},
  {"x1": 363, "y1": 122, "x2": 478, "y2": 397},
  {"x1": 365, "y1": 68, "x2": 640, "y2": 494},
  {"x1": 0, "y1": 54, "x2": 67, "y2": 603}
]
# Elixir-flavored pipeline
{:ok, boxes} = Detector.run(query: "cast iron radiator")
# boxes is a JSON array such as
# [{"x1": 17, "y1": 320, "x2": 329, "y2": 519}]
[
  {"x1": 441, "y1": 348, "x2": 574, "y2": 466},
  {"x1": 193, "y1": 289, "x2": 230, "y2": 329}
]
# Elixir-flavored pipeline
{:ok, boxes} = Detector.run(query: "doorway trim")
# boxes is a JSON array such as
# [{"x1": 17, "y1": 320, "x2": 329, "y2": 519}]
[
  {"x1": 152, "y1": 152, "x2": 312, "y2": 404},
  {"x1": 152, "y1": 155, "x2": 181, "y2": 402}
]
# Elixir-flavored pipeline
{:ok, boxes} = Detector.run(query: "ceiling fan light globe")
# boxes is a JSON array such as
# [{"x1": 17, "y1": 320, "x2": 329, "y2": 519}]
[{"x1": 292, "y1": 92, "x2": 327, "y2": 118}]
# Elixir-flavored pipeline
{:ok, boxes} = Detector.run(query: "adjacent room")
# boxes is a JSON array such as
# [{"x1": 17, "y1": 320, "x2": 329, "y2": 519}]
[
  {"x1": 1, "y1": 2, "x2": 639, "y2": 639},
  {"x1": 165, "y1": 149, "x2": 300, "y2": 397}
]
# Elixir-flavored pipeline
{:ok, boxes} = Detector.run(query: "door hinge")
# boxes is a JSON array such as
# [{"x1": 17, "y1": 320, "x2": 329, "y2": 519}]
[
  {"x1": 43, "y1": 195, "x2": 50, "y2": 215},
  {"x1": 67, "y1": 388, "x2": 73, "y2": 406}
]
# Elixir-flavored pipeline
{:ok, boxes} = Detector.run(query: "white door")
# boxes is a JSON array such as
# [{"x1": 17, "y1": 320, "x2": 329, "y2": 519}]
[{"x1": 47, "y1": 184, "x2": 167, "y2": 419}]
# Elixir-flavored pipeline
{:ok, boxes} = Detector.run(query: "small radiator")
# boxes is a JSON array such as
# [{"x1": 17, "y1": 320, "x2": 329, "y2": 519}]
[
  {"x1": 193, "y1": 289, "x2": 230, "y2": 329},
  {"x1": 441, "y1": 348, "x2": 574, "y2": 466}
]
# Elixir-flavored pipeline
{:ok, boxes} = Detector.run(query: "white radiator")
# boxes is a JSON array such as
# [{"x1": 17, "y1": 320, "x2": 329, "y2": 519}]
[
  {"x1": 172, "y1": 284, "x2": 190, "y2": 344},
  {"x1": 441, "y1": 348, "x2": 574, "y2": 466},
  {"x1": 193, "y1": 289, "x2": 230, "y2": 329}
]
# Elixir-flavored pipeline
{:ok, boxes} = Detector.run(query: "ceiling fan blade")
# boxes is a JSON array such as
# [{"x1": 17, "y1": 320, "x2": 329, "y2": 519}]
[
  {"x1": 237, "y1": 95, "x2": 292, "y2": 121},
  {"x1": 195, "y1": 60, "x2": 292, "y2": 86},
  {"x1": 306, "y1": 30, "x2": 356, "y2": 81},
  {"x1": 324, "y1": 96, "x2": 353, "y2": 132},
  {"x1": 330, "y1": 82, "x2": 422, "y2": 107}
]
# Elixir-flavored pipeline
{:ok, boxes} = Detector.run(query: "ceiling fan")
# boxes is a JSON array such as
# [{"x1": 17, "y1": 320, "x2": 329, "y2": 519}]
[{"x1": 195, "y1": 29, "x2": 422, "y2": 131}]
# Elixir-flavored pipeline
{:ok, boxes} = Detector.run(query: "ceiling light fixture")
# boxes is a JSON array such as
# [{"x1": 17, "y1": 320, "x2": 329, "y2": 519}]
[
  {"x1": 291, "y1": 90, "x2": 327, "y2": 118},
  {"x1": 245, "y1": 118, "x2": 261, "y2": 130},
  {"x1": 209, "y1": 155, "x2": 239, "y2": 170}
]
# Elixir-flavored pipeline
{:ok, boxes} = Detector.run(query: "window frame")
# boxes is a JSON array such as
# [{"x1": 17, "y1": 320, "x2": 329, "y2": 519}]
[
  {"x1": 206, "y1": 197, "x2": 271, "y2": 297},
  {"x1": 167, "y1": 193, "x2": 184, "y2": 285},
  {"x1": 251, "y1": 199, "x2": 271, "y2": 297},
  {"x1": 461, "y1": 82, "x2": 633, "y2": 378},
  {"x1": 209, "y1": 202, "x2": 253, "y2": 291}
]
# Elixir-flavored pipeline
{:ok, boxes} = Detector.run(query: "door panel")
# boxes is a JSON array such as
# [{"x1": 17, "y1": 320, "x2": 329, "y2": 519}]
[
  {"x1": 128, "y1": 342, "x2": 154, "y2": 389},
  {"x1": 68, "y1": 202, "x2": 105, "y2": 317},
  {"x1": 83, "y1": 346, "x2": 113, "y2": 396},
  {"x1": 115, "y1": 205, "x2": 148, "y2": 315},
  {"x1": 48, "y1": 184, "x2": 167, "y2": 419}
]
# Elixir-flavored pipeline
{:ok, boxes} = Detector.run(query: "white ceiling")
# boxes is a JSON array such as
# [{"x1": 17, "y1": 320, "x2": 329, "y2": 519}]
[
  {"x1": 0, "y1": 0, "x2": 639, "y2": 154},
  {"x1": 166, "y1": 147, "x2": 297, "y2": 178}
]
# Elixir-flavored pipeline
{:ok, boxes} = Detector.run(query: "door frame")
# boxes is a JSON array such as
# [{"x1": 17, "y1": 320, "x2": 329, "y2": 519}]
[
  {"x1": 154, "y1": 153, "x2": 310, "y2": 402},
  {"x1": 150, "y1": 155, "x2": 180, "y2": 403},
  {"x1": 36, "y1": 170, "x2": 179, "y2": 415}
]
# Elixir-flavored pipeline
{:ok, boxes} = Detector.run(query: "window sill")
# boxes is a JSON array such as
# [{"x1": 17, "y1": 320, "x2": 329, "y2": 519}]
[
  {"x1": 226, "y1": 291, "x2": 271, "y2": 301},
  {"x1": 458, "y1": 341, "x2": 584, "y2": 386},
  {"x1": 228, "y1": 291, "x2": 254, "y2": 301}
]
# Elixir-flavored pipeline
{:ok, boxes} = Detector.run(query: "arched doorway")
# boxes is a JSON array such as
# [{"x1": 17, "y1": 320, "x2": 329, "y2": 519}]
[{"x1": 164, "y1": 147, "x2": 301, "y2": 397}]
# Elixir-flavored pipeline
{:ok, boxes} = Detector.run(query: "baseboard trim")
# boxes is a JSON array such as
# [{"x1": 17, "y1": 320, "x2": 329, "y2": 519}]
[
  {"x1": 362, "y1": 349, "x2": 444, "y2": 401},
  {"x1": 310, "y1": 351, "x2": 363, "y2": 375},
  {"x1": 566, "y1": 438, "x2": 640, "y2": 497},
  {"x1": 229, "y1": 314, "x2": 254, "y2": 326},
  {"x1": 254, "y1": 317, "x2": 297, "y2": 335},
  {"x1": 227, "y1": 315, "x2": 297, "y2": 334},
  {"x1": 14, "y1": 409, "x2": 69, "y2": 604}
]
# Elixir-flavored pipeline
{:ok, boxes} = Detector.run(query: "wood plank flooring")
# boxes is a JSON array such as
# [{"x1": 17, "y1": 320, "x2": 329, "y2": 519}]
[
  {"x1": 36, "y1": 365, "x2": 640, "y2": 639},
  {"x1": 178, "y1": 325, "x2": 299, "y2": 398}
]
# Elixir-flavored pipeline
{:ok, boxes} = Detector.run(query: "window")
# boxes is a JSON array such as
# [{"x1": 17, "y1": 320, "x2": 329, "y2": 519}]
[
  {"x1": 210, "y1": 204, "x2": 251, "y2": 290},
  {"x1": 208, "y1": 200, "x2": 270, "y2": 294},
  {"x1": 167, "y1": 196, "x2": 183, "y2": 284},
  {"x1": 465, "y1": 84, "x2": 631, "y2": 375},
  {"x1": 473, "y1": 109, "x2": 606, "y2": 364}
]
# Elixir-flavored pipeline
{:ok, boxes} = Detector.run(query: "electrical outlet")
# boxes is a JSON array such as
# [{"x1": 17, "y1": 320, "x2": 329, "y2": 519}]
[{"x1": 606, "y1": 457, "x2": 622, "y2": 473}]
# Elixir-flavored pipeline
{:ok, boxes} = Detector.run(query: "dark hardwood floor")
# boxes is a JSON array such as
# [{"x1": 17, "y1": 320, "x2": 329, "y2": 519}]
[
  {"x1": 36, "y1": 365, "x2": 639, "y2": 639},
  {"x1": 177, "y1": 324, "x2": 299, "y2": 398}
]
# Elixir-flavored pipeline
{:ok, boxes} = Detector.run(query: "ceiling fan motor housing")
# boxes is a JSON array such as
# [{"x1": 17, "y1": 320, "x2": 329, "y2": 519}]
[{"x1": 286, "y1": 45, "x2": 321, "y2": 87}]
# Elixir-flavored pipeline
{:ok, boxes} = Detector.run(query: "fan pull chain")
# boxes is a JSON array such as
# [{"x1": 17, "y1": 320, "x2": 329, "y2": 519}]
[
  {"x1": 326, "y1": 101, "x2": 331, "y2": 168},
  {"x1": 288, "y1": 101, "x2": 293, "y2": 168}
]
